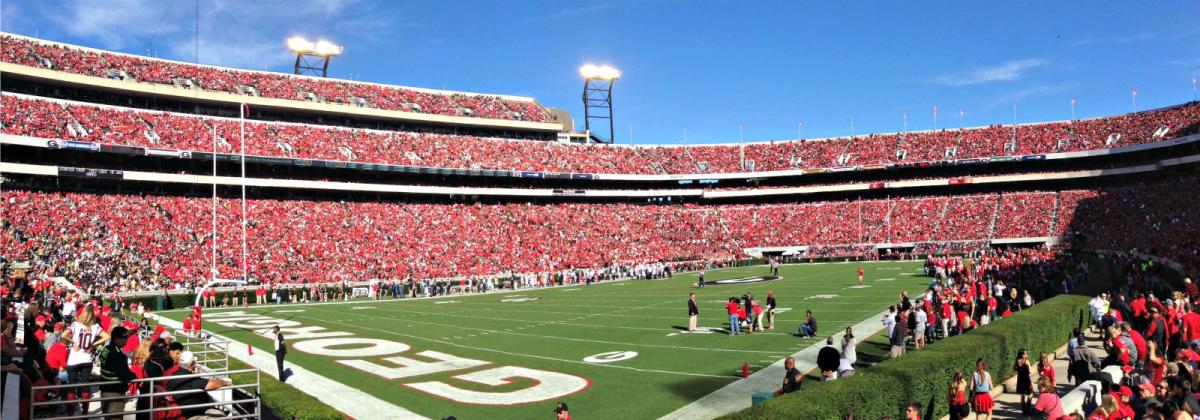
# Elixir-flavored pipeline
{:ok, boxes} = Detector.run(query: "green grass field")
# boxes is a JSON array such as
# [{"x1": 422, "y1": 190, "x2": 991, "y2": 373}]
[{"x1": 159, "y1": 261, "x2": 929, "y2": 419}]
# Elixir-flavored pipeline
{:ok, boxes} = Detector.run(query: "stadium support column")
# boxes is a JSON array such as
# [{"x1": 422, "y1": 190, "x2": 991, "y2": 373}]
[{"x1": 580, "y1": 64, "x2": 620, "y2": 144}]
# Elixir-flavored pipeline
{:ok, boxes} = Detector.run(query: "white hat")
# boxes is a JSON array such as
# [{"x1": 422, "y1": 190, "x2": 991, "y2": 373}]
[
  {"x1": 179, "y1": 350, "x2": 196, "y2": 366},
  {"x1": 160, "y1": 331, "x2": 174, "y2": 340}
]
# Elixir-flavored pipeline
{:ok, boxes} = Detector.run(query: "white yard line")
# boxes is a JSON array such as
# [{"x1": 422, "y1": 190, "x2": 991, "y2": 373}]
[
  {"x1": 146, "y1": 313, "x2": 429, "y2": 420},
  {"x1": 290, "y1": 314, "x2": 734, "y2": 379},
  {"x1": 301, "y1": 306, "x2": 788, "y2": 355},
  {"x1": 659, "y1": 307, "x2": 893, "y2": 420}
]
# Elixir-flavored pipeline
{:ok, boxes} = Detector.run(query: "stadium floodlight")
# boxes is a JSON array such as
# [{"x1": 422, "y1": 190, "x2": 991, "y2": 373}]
[
  {"x1": 580, "y1": 64, "x2": 621, "y2": 80},
  {"x1": 287, "y1": 36, "x2": 315, "y2": 54},
  {"x1": 581, "y1": 63, "x2": 620, "y2": 144},
  {"x1": 289, "y1": 36, "x2": 341, "y2": 77}
]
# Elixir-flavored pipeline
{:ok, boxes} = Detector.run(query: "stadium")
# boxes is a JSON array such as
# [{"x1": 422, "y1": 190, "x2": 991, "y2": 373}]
[{"x1": 2, "y1": 3, "x2": 1199, "y2": 420}]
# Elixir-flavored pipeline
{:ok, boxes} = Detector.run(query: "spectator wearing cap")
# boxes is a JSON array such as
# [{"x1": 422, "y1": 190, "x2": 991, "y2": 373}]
[
  {"x1": 96, "y1": 326, "x2": 136, "y2": 419},
  {"x1": 1108, "y1": 385, "x2": 1135, "y2": 419},
  {"x1": 166, "y1": 350, "x2": 231, "y2": 418},
  {"x1": 1135, "y1": 382, "x2": 1158, "y2": 419},
  {"x1": 554, "y1": 401, "x2": 570, "y2": 420},
  {"x1": 42, "y1": 321, "x2": 64, "y2": 350}
]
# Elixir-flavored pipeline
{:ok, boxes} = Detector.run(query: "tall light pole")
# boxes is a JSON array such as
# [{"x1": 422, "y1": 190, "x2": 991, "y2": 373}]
[
  {"x1": 797, "y1": 120, "x2": 803, "y2": 140},
  {"x1": 932, "y1": 106, "x2": 938, "y2": 131},
  {"x1": 580, "y1": 64, "x2": 620, "y2": 143},
  {"x1": 288, "y1": 36, "x2": 342, "y2": 77},
  {"x1": 1070, "y1": 98, "x2": 1076, "y2": 121},
  {"x1": 1132, "y1": 90, "x2": 1138, "y2": 112},
  {"x1": 1192, "y1": 78, "x2": 1197, "y2": 101}
]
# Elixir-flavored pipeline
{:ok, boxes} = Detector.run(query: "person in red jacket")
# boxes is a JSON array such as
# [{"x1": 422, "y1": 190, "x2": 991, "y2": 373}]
[
  {"x1": 46, "y1": 333, "x2": 70, "y2": 384},
  {"x1": 725, "y1": 298, "x2": 740, "y2": 336},
  {"x1": 857, "y1": 266, "x2": 864, "y2": 285},
  {"x1": 182, "y1": 316, "x2": 194, "y2": 337}
]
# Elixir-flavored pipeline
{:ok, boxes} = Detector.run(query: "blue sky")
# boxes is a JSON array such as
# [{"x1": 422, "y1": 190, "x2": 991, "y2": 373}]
[{"x1": 3, "y1": 1, "x2": 1199, "y2": 145}]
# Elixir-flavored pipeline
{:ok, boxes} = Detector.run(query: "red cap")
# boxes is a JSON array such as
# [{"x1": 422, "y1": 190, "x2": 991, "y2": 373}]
[
  {"x1": 35, "y1": 315, "x2": 47, "y2": 323},
  {"x1": 1139, "y1": 382, "x2": 1156, "y2": 394},
  {"x1": 1118, "y1": 386, "x2": 1133, "y2": 397},
  {"x1": 1122, "y1": 365, "x2": 1134, "y2": 373},
  {"x1": 54, "y1": 322, "x2": 65, "y2": 331}
]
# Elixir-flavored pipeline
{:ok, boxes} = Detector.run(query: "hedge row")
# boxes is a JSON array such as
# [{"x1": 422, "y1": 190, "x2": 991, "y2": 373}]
[{"x1": 722, "y1": 294, "x2": 1091, "y2": 420}]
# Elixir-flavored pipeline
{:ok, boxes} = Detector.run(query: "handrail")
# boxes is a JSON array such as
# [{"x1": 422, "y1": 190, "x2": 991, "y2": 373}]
[{"x1": 28, "y1": 368, "x2": 261, "y2": 419}]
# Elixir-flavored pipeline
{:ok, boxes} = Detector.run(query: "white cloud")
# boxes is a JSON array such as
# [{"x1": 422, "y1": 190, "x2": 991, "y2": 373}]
[
  {"x1": 32, "y1": 0, "x2": 398, "y2": 70},
  {"x1": 44, "y1": 0, "x2": 177, "y2": 49},
  {"x1": 986, "y1": 83, "x2": 1076, "y2": 109},
  {"x1": 1070, "y1": 32, "x2": 1155, "y2": 47},
  {"x1": 931, "y1": 59, "x2": 1049, "y2": 87}
]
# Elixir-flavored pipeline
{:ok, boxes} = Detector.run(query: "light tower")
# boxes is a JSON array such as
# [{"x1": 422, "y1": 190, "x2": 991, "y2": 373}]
[
  {"x1": 288, "y1": 36, "x2": 343, "y2": 77},
  {"x1": 580, "y1": 64, "x2": 620, "y2": 143}
]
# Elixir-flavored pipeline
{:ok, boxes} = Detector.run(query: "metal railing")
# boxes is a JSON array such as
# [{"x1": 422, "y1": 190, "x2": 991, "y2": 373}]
[
  {"x1": 179, "y1": 334, "x2": 231, "y2": 372},
  {"x1": 28, "y1": 368, "x2": 261, "y2": 419}
]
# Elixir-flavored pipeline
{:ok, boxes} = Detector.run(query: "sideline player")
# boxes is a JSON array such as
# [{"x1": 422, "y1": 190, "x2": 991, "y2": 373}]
[
  {"x1": 857, "y1": 266, "x2": 864, "y2": 285},
  {"x1": 697, "y1": 269, "x2": 705, "y2": 288}
]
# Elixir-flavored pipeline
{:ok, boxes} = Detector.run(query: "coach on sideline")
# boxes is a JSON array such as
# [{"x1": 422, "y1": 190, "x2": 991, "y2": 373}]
[
  {"x1": 273, "y1": 325, "x2": 288, "y2": 382},
  {"x1": 688, "y1": 293, "x2": 699, "y2": 331}
]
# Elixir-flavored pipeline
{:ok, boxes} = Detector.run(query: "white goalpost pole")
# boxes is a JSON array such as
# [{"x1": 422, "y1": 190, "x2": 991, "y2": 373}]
[
  {"x1": 212, "y1": 126, "x2": 219, "y2": 283},
  {"x1": 240, "y1": 103, "x2": 248, "y2": 283}
]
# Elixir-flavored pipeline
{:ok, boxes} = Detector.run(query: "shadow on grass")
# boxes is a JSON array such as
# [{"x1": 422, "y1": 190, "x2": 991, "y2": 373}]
[{"x1": 663, "y1": 376, "x2": 745, "y2": 401}]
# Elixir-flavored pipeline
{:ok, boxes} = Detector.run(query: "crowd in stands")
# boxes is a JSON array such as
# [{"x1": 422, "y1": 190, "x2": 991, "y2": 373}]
[
  {"x1": 0, "y1": 34, "x2": 555, "y2": 123},
  {"x1": 0, "y1": 185, "x2": 1162, "y2": 295},
  {"x1": 993, "y1": 192, "x2": 1057, "y2": 239},
  {"x1": 4, "y1": 94, "x2": 1200, "y2": 176},
  {"x1": 1070, "y1": 173, "x2": 1200, "y2": 277}
]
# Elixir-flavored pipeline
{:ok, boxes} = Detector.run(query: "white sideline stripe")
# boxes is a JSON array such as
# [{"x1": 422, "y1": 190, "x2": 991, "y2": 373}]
[
  {"x1": 659, "y1": 306, "x2": 893, "y2": 420},
  {"x1": 146, "y1": 313, "x2": 428, "y2": 420}
]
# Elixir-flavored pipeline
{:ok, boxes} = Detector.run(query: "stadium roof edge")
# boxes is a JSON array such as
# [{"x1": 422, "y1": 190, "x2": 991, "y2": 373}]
[{"x1": 0, "y1": 31, "x2": 543, "y2": 103}]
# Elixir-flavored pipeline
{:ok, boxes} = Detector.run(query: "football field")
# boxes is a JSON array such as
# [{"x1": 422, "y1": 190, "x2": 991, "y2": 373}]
[{"x1": 158, "y1": 261, "x2": 928, "y2": 419}]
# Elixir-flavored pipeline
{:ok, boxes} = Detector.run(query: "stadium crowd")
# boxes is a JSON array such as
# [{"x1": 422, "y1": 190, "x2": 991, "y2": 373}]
[
  {"x1": 3, "y1": 184, "x2": 1176, "y2": 297},
  {"x1": 3, "y1": 94, "x2": 1199, "y2": 176},
  {"x1": 0, "y1": 34, "x2": 555, "y2": 123}
]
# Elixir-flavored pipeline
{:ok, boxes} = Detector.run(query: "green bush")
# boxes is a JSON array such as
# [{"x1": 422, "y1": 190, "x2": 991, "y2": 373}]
[{"x1": 722, "y1": 294, "x2": 1090, "y2": 420}]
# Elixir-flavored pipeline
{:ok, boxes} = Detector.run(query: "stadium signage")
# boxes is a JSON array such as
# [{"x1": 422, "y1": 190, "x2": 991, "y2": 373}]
[
  {"x1": 203, "y1": 310, "x2": 589, "y2": 405},
  {"x1": 58, "y1": 166, "x2": 123, "y2": 179}
]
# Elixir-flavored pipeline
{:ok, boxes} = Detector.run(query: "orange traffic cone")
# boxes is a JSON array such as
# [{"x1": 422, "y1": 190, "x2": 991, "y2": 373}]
[
  {"x1": 248, "y1": 344, "x2": 254, "y2": 355},
  {"x1": 742, "y1": 362, "x2": 749, "y2": 378}
]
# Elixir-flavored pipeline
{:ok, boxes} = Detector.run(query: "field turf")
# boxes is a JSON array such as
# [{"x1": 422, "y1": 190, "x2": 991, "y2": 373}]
[{"x1": 159, "y1": 261, "x2": 928, "y2": 419}]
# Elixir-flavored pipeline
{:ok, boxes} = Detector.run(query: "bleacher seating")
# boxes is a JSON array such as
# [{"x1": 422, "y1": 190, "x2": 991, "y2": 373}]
[
  {"x1": 0, "y1": 34, "x2": 556, "y2": 123},
  {"x1": 6, "y1": 93, "x2": 1198, "y2": 176}
]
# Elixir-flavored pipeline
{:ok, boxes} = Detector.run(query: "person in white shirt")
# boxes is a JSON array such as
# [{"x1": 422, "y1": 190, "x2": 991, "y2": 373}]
[
  {"x1": 882, "y1": 306, "x2": 897, "y2": 338},
  {"x1": 62, "y1": 299, "x2": 77, "y2": 323},
  {"x1": 66, "y1": 305, "x2": 109, "y2": 409},
  {"x1": 914, "y1": 308, "x2": 928, "y2": 349},
  {"x1": 841, "y1": 326, "x2": 857, "y2": 364}
]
